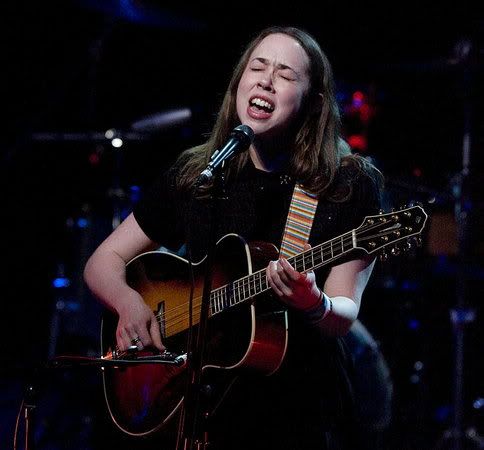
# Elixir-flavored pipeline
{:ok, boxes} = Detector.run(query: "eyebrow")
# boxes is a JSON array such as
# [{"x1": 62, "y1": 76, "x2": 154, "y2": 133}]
[{"x1": 251, "y1": 57, "x2": 300, "y2": 76}]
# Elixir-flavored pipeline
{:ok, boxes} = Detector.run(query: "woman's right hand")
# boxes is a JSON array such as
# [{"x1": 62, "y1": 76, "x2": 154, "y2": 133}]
[{"x1": 115, "y1": 292, "x2": 165, "y2": 352}]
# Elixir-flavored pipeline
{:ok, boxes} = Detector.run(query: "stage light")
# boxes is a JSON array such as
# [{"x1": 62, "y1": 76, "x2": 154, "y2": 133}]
[
  {"x1": 53, "y1": 277, "x2": 71, "y2": 288},
  {"x1": 111, "y1": 137, "x2": 123, "y2": 148}
]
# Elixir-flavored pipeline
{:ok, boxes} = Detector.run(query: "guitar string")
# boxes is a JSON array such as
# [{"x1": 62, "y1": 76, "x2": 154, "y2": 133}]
[
  {"x1": 157, "y1": 213, "x2": 409, "y2": 325},
  {"x1": 155, "y1": 231, "x2": 356, "y2": 326},
  {"x1": 158, "y1": 229, "x2": 415, "y2": 336},
  {"x1": 154, "y1": 221, "x2": 416, "y2": 333},
  {"x1": 162, "y1": 214, "x2": 407, "y2": 319},
  {"x1": 202, "y1": 217, "x2": 405, "y2": 301},
  {"x1": 155, "y1": 224, "x2": 416, "y2": 335},
  {"x1": 161, "y1": 243, "x2": 419, "y2": 334},
  {"x1": 154, "y1": 217, "x2": 400, "y2": 324}
]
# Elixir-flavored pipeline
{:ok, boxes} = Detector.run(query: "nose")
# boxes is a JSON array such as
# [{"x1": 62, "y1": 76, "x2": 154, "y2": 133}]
[{"x1": 258, "y1": 72, "x2": 274, "y2": 92}]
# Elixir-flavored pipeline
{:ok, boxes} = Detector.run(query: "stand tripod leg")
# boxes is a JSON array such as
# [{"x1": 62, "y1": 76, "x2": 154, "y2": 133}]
[
  {"x1": 23, "y1": 384, "x2": 36, "y2": 450},
  {"x1": 433, "y1": 307, "x2": 480, "y2": 450}
]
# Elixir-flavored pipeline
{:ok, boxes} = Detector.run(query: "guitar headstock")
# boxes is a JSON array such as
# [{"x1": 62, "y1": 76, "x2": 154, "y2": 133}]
[{"x1": 355, "y1": 205, "x2": 428, "y2": 258}]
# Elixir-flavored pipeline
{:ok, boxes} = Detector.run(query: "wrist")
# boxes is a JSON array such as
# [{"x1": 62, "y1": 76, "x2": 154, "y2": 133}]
[
  {"x1": 303, "y1": 288, "x2": 324, "y2": 312},
  {"x1": 116, "y1": 289, "x2": 144, "y2": 315},
  {"x1": 303, "y1": 289, "x2": 332, "y2": 324}
]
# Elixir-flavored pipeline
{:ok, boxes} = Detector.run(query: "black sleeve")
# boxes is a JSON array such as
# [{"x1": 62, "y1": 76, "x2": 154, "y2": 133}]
[
  {"x1": 346, "y1": 166, "x2": 383, "y2": 229},
  {"x1": 329, "y1": 165, "x2": 384, "y2": 264},
  {"x1": 132, "y1": 164, "x2": 187, "y2": 251}
]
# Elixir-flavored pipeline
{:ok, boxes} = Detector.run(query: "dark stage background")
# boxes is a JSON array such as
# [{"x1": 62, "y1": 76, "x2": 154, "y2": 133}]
[{"x1": 1, "y1": 2, "x2": 483, "y2": 449}]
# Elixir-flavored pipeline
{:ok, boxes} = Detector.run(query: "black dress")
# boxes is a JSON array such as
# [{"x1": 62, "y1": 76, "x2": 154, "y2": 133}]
[{"x1": 133, "y1": 159, "x2": 382, "y2": 449}]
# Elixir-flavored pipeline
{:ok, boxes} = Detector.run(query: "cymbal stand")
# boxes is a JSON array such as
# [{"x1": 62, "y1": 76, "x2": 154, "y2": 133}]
[
  {"x1": 434, "y1": 38, "x2": 483, "y2": 450},
  {"x1": 20, "y1": 383, "x2": 36, "y2": 450}
]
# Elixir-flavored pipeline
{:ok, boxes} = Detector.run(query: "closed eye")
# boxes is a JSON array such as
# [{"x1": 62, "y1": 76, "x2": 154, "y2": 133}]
[{"x1": 279, "y1": 73, "x2": 296, "y2": 81}]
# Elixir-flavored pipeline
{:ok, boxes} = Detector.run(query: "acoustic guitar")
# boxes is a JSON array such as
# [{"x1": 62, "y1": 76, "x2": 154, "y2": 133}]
[{"x1": 100, "y1": 205, "x2": 428, "y2": 436}]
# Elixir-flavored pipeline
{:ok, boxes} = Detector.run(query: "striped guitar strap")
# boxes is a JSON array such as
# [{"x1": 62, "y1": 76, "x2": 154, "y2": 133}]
[{"x1": 279, "y1": 184, "x2": 318, "y2": 258}]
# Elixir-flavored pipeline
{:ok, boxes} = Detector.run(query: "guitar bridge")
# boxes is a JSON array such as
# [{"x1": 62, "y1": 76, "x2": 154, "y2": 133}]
[
  {"x1": 107, "y1": 347, "x2": 187, "y2": 366},
  {"x1": 136, "y1": 350, "x2": 187, "y2": 366}
]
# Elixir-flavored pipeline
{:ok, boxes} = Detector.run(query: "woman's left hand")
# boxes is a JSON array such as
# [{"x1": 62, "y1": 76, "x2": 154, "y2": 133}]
[{"x1": 266, "y1": 248, "x2": 321, "y2": 311}]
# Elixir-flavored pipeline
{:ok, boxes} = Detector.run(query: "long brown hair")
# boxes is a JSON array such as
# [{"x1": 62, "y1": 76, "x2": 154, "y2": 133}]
[{"x1": 176, "y1": 26, "x2": 380, "y2": 199}]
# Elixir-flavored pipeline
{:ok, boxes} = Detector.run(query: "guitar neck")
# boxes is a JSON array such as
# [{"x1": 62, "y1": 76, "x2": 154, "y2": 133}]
[{"x1": 209, "y1": 230, "x2": 355, "y2": 316}]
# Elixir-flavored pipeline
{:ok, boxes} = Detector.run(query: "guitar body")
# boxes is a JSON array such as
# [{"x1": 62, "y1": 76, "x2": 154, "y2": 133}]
[
  {"x1": 100, "y1": 205, "x2": 428, "y2": 437},
  {"x1": 101, "y1": 234, "x2": 288, "y2": 436}
]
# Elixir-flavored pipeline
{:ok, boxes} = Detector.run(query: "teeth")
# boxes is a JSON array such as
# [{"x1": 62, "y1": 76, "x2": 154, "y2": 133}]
[{"x1": 250, "y1": 98, "x2": 274, "y2": 111}]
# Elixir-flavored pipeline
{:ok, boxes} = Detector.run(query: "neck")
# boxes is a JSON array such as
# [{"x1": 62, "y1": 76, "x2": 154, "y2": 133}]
[{"x1": 249, "y1": 144, "x2": 289, "y2": 173}]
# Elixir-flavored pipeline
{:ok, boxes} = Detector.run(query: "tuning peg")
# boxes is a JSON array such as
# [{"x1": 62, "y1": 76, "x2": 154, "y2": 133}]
[
  {"x1": 390, "y1": 246, "x2": 401, "y2": 256},
  {"x1": 379, "y1": 249, "x2": 388, "y2": 262},
  {"x1": 408, "y1": 200, "x2": 423, "y2": 208},
  {"x1": 403, "y1": 240, "x2": 413, "y2": 252},
  {"x1": 415, "y1": 236, "x2": 423, "y2": 247}
]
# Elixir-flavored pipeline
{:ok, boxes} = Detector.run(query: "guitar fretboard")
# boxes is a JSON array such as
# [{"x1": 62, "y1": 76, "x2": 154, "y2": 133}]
[{"x1": 209, "y1": 230, "x2": 355, "y2": 315}]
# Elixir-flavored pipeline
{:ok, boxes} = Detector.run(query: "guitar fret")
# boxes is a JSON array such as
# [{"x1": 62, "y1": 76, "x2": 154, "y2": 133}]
[
  {"x1": 261, "y1": 272, "x2": 267, "y2": 292},
  {"x1": 228, "y1": 287, "x2": 233, "y2": 307},
  {"x1": 214, "y1": 291, "x2": 219, "y2": 313},
  {"x1": 253, "y1": 272, "x2": 261, "y2": 295},
  {"x1": 217, "y1": 290, "x2": 222, "y2": 312},
  {"x1": 210, "y1": 292, "x2": 218, "y2": 314},
  {"x1": 216, "y1": 290, "x2": 221, "y2": 313},
  {"x1": 312, "y1": 246, "x2": 320, "y2": 265},
  {"x1": 219, "y1": 289, "x2": 224, "y2": 311},
  {"x1": 242, "y1": 277, "x2": 249, "y2": 301},
  {"x1": 254, "y1": 275, "x2": 259, "y2": 295},
  {"x1": 234, "y1": 280, "x2": 242, "y2": 304},
  {"x1": 221, "y1": 289, "x2": 227, "y2": 310},
  {"x1": 237, "y1": 280, "x2": 243, "y2": 304},
  {"x1": 343, "y1": 233, "x2": 354, "y2": 252},
  {"x1": 304, "y1": 253, "x2": 312, "y2": 270},
  {"x1": 250, "y1": 276, "x2": 257, "y2": 296},
  {"x1": 297, "y1": 256, "x2": 303, "y2": 272},
  {"x1": 234, "y1": 282, "x2": 239, "y2": 305}
]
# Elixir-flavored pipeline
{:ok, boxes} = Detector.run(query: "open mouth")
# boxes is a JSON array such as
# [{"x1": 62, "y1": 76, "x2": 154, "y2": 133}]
[{"x1": 249, "y1": 97, "x2": 274, "y2": 113}]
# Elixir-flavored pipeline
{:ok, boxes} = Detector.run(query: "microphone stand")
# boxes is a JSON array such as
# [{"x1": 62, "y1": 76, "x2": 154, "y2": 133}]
[{"x1": 179, "y1": 166, "x2": 227, "y2": 450}]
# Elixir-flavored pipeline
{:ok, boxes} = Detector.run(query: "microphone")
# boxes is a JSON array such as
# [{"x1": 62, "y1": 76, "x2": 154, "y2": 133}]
[{"x1": 197, "y1": 125, "x2": 254, "y2": 184}]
